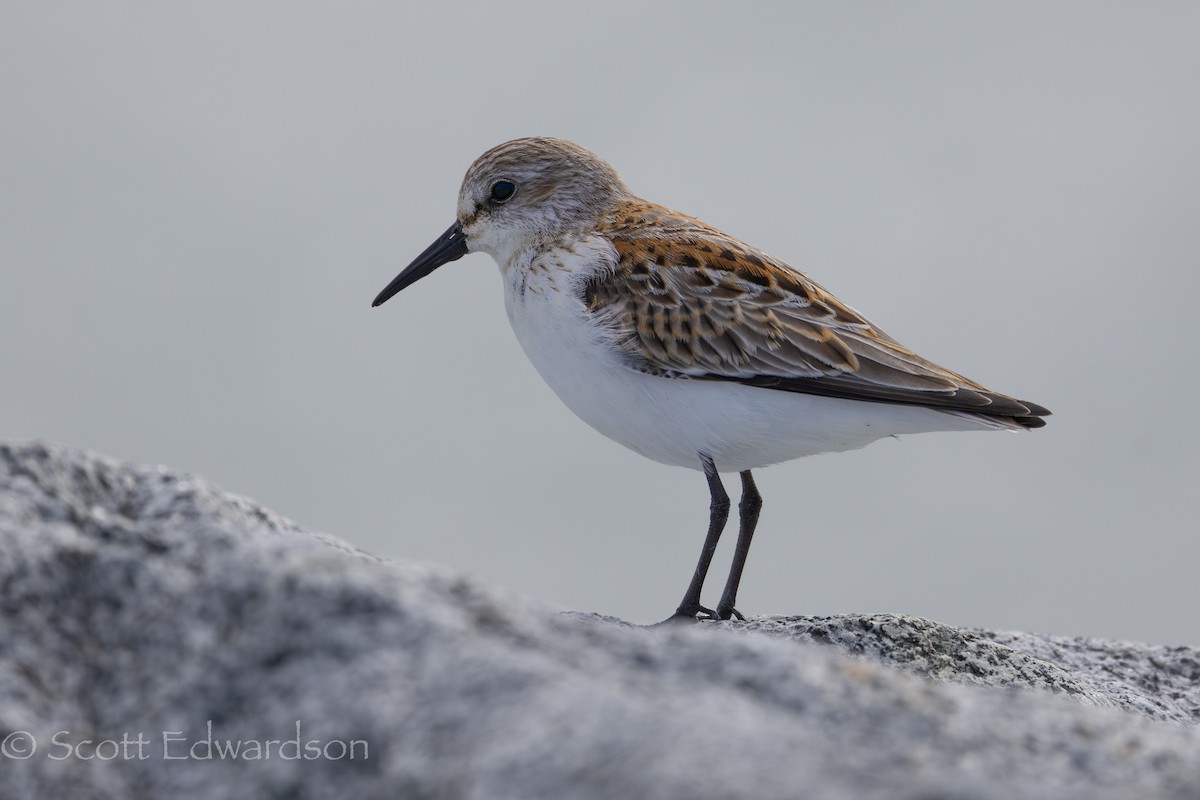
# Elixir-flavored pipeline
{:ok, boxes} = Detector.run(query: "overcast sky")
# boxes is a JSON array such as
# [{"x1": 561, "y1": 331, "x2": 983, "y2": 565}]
[{"x1": 2, "y1": 2, "x2": 1197, "y2": 643}]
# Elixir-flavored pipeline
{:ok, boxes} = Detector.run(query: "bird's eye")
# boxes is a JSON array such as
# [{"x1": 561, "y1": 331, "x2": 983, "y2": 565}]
[{"x1": 490, "y1": 181, "x2": 516, "y2": 203}]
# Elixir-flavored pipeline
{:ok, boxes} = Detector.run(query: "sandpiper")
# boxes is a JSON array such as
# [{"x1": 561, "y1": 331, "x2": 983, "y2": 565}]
[{"x1": 372, "y1": 137, "x2": 1049, "y2": 623}]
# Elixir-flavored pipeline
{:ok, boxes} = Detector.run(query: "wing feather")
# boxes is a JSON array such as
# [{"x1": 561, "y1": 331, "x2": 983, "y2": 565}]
[{"x1": 585, "y1": 201, "x2": 1050, "y2": 427}]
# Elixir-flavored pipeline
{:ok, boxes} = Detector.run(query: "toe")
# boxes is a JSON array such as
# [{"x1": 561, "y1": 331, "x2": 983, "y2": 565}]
[
  {"x1": 655, "y1": 604, "x2": 719, "y2": 625},
  {"x1": 716, "y1": 605, "x2": 746, "y2": 621}
]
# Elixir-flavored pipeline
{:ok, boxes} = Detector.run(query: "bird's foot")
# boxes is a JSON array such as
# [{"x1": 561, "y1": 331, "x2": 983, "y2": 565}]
[
  {"x1": 654, "y1": 604, "x2": 719, "y2": 625},
  {"x1": 715, "y1": 604, "x2": 746, "y2": 621}
]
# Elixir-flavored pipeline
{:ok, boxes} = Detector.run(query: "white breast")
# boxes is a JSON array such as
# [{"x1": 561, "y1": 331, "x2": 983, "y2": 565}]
[{"x1": 500, "y1": 240, "x2": 990, "y2": 473}]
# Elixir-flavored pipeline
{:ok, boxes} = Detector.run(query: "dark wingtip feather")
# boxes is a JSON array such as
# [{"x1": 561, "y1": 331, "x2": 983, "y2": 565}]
[
  {"x1": 1006, "y1": 399, "x2": 1051, "y2": 429},
  {"x1": 1022, "y1": 401, "x2": 1052, "y2": 417},
  {"x1": 720, "y1": 372, "x2": 1051, "y2": 430}
]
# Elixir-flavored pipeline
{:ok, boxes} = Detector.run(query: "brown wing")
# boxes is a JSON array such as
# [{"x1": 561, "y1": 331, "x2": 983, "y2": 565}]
[{"x1": 585, "y1": 201, "x2": 1049, "y2": 427}]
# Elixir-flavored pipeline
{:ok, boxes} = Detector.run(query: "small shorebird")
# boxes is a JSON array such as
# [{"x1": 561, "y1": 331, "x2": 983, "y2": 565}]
[{"x1": 372, "y1": 137, "x2": 1049, "y2": 623}]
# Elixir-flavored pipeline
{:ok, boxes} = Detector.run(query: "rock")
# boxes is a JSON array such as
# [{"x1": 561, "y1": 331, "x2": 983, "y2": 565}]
[
  {"x1": 740, "y1": 615, "x2": 1200, "y2": 723},
  {"x1": 1, "y1": 441, "x2": 1198, "y2": 800}
]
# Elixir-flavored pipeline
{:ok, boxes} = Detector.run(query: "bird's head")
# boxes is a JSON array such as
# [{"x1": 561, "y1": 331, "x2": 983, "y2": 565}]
[{"x1": 372, "y1": 137, "x2": 629, "y2": 307}]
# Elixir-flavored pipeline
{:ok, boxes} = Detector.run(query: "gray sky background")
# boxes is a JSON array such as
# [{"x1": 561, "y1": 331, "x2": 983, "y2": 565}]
[{"x1": 3, "y1": 3, "x2": 1198, "y2": 643}]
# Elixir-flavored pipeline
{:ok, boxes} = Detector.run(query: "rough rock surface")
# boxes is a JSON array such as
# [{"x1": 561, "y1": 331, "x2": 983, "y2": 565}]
[
  {"x1": 1, "y1": 441, "x2": 1198, "y2": 800},
  {"x1": 741, "y1": 615, "x2": 1200, "y2": 723}
]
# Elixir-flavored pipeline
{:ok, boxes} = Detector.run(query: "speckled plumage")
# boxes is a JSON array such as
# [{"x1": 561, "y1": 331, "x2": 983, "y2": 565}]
[
  {"x1": 588, "y1": 200, "x2": 1047, "y2": 426},
  {"x1": 373, "y1": 137, "x2": 1050, "y2": 621}
]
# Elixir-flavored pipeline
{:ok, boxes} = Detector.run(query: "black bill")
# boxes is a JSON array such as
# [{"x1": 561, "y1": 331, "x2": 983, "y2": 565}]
[{"x1": 371, "y1": 221, "x2": 469, "y2": 307}]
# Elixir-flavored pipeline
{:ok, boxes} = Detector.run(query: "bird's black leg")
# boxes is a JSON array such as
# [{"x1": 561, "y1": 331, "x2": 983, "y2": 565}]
[
  {"x1": 663, "y1": 455, "x2": 729, "y2": 623},
  {"x1": 715, "y1": 470, "x2": 762, "y2": 621}
]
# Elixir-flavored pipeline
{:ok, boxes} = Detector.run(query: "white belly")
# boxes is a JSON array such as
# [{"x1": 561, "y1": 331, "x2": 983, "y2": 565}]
[{"x1": 501, "y1": 258, "x2": 987, "y2": 473}]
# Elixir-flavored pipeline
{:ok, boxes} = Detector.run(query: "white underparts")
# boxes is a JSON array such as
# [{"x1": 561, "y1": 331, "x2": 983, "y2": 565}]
[{"x1": 500, "y1": 239, "x2": 995, "y2": 472}]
